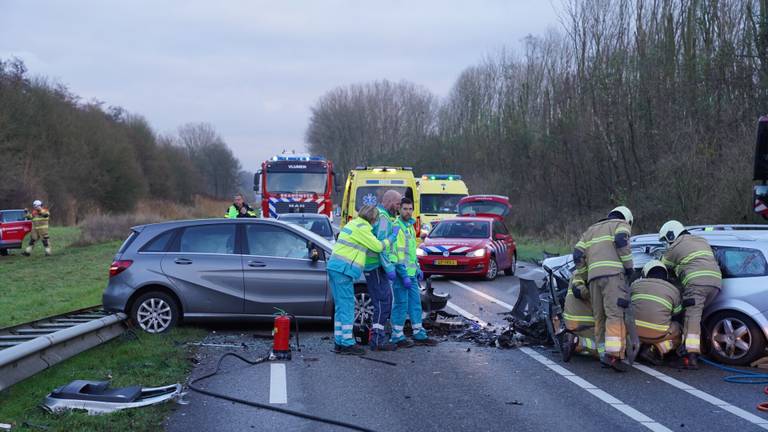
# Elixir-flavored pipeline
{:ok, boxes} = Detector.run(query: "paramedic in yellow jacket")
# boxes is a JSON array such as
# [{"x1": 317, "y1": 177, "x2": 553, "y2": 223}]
[
  {"x1": 23, "y1": 200, "x2": 51, "y2": 257},
  {"x1": 573, "y1": 206, "x2": 634, "y2": 372}
]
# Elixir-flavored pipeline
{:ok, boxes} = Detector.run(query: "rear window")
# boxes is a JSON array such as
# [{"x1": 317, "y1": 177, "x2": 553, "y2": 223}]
[
  {"x1": 715, "y1": 246, "x2": 768, "y2": 278},
  {"x1": 1, "y1": 210, "x2": 27, "y2": 222},
  {"x1": 177, "y1": 224, "x2": 236, "y2": 254},
  {"x1": 141, "y1": 229, "x2": 176, "y2": 252},
  {"x1": 117, "y1": 230, "x2": 140, "y2": 254}
]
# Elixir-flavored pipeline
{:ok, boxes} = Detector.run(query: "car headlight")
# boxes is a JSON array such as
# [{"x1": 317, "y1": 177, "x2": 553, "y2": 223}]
[
  {"x1": 416, "y1": 248, "x2": 427, "y2": 257},
  {"x1": 467, "y1": 249, "x2": 486, "y2": 258}
]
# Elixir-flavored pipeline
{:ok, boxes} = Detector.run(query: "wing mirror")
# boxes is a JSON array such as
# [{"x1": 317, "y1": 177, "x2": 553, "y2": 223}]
[
  {"x1": 310, "y1": 245, "x2": 321, "y2": 262},
  {"x1": 494, "y1": 234, "x2": 507, "y2": 240}
]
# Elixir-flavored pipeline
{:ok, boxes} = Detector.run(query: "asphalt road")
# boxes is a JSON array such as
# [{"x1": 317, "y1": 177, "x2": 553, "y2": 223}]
[{"x1": 166, "y1": 264, "x2": 768, "y2": 432}]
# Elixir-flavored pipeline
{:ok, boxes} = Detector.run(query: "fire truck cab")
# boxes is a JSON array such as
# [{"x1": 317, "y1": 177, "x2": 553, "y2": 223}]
[
  {"x1": 254, "y1": 153, "x2": 338, "y2": 219},
  {"x1": 340, "y1": 166, "x2": 421, "y2": 236}
]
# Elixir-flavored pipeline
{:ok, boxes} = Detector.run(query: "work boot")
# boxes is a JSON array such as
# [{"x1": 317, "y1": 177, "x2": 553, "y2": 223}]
[
  {"x1": 44, "y1": 247, "x2": 51, "y2": 256},
  {"x1": 369, "y1": 342, "x2": 398, "y2": 352},
  {"x1": 413, "y1": 337, "x2": 439, "y2": 347},
  {"x1": 637, "y1": 346, "x2": 663, "y2": 366},
  {"x1": 22, "y1": 246, "x2": 32, "y2": 257},
  {"x1": 334, "y1": 344, "x2": 366, "y2": 356},
  {"x1": 394, "y1": 339, "x2": 415, "y2": 349},
  {"x1": 674, "y1": 353, "x2": 699, "y2": 370},
  {"x1": 601, "y1": 354, "x2": 629, "y2": 372},
  {"x1": 561, "y1": 333, "x2": 576, "y2": 363}
]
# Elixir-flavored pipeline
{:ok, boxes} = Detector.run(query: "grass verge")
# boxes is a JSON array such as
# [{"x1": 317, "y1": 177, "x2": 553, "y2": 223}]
[
  {"x1": 0, "y1": 225, "x2": 206, "y2": 431},
  {"x1": 515, "y1": 235, "x2": 570, "y2": 263}
]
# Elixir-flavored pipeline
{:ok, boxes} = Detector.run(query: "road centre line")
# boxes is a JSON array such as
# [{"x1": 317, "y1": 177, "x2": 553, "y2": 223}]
[
  {"x1": 520, "y1": 347, "x2": 671, "y2": 432},
  {"x1": 632, "y1": 363, "x2": 768, "y2": 430},
  {"x1": 447, "y1": 279, "x2": 765, "y2": 429},
  {"x1": 448, "y1": 280, "x2": 515, "y2": 310},
  {"x1": 269, "y1": 363, "x2": 287, "y2": 404}
]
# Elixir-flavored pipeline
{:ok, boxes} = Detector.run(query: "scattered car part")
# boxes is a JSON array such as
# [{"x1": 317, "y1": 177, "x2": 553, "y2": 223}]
[{"x1": 42, "y1": 380, "x2": 182, "y2": 415}]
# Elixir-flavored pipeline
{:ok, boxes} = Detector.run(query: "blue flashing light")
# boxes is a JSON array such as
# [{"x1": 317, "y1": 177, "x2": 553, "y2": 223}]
[{"x1": 421, "y1": 174, "x2": 462, "y2": 181}]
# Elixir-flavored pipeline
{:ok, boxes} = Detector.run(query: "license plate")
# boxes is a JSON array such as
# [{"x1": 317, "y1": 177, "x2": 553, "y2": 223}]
[{"x1": 434, "y1": 259, "x2": 457, "y2": 266}]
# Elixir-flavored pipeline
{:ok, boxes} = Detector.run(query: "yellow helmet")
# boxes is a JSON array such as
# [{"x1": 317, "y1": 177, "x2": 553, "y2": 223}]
[
  {"x1": 642, "y1": 259, "x2": 667, "y2": 278},
  {"x1": 609, "y1": 206, "x2": 633, "y2": 226},
  {"x1": 659, "y1": 220, "x2": 685, "y2": 243}
]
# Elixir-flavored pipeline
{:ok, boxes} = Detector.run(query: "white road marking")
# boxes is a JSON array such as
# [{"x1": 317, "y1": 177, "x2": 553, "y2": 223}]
[
  {"x1": 448, "y1": 280, "x2": 515, "y2": 309},
  {"x1": 521, "y1": 347, "x2": 671, "y2": 432},
  {"x1": 447, "y1": 279, "x2": 671, "y2": 432},
  {"x1": 269, "y1": 363, "x2": 287, "y2": 404},
  {"x1": 632, "y1": 363, "x2": 768, "y2": 429},
  {"x1": 445, "y1": 301, "x2": 488, "y2": 326}
]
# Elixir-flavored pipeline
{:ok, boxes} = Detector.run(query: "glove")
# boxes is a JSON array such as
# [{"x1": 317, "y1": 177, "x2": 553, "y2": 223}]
[
  {"x1": 386, "y1": 269, "x2": 397, "y2": 281},
  {"x1": 392, "y1": 225, "x2": 401, "y2": 237},
  {"x1": 624, "y1": 268, "x2": 634, "y2": 278},
  {"x1": 402, "y1": 276, "x2": 412, "y2": 289},
  {"x1": 416, "y1": 269, "x2": 424, "y2": 281},
  {"x1": 572, "y1": 286, "x2": 583, "y2": 300}
]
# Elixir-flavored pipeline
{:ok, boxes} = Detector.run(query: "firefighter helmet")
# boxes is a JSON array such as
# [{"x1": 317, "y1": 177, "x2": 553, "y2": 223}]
[
  {"x1": 609, "y1": 206, "x2": 633, "y2": 226},
  {"x1": 659, "y1": 220, "x2": 685, "y2": 244},
  {"x1": 32, "y1": 200, "x2": 43, "y2": 208},
  {"x1": 642, "y1": 259, "x2": 667, "y2": 278}
]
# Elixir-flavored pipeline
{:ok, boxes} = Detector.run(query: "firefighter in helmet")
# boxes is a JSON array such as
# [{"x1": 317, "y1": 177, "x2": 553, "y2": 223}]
[{"x1": 23, "y1": 200, "x2": 51, "y2": 257}]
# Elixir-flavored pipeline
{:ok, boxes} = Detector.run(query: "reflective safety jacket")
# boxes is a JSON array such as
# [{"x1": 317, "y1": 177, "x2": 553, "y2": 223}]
[
  {"x1": 661, "y1": 234, "x2": 722, "y2": 289},
  {"x1": 225, "y1": 204, "x2": 257, "y2": 218},
  {"x1": 573, "y1": 218, "x2": 633, "y2": 286},
  {"x1": 364, "y1": 206, "x2": 397, "y2": 271},
  {"x1": 631, "y1": 278, "x2": 682, "y2": 338},
  {"x1": 394, "y1": 217, "x2": 419, "y2": 277},
  {"x1": 26, "y1": 208, "x2": 50, "y2": 229},
  {"x1": 328, "y1": 217, "x2": 392, "y2": 279}
]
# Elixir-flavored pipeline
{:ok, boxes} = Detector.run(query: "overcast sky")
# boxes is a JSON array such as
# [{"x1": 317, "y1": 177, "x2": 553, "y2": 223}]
[{"x1": 1, "y1": 1, "x2": 560, "y2": 170}]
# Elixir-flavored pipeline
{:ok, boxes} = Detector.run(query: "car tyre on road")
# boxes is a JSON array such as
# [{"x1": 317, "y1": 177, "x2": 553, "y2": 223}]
[
  {"x1": 485, "y1": 257, "x2": 498, "y2": 281},
  {"x1": 504, "y1": 253, "x2": 517, "y2": 276},
  {"x1": 0, "y1": 248, "x2": 8, "y2": 256},
  {"x1": 354, "y1": 284, "x2": 374, "y2": 325},
  {"x1": 130, "y1": 291, "x2": 180, "y2": 334},
  {"x1": 706, "y1": 310, "x2": 766, "y2": 365}
]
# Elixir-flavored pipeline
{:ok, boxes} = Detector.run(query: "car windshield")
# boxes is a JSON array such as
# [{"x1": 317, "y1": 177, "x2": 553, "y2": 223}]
[
  {"x1": 420, "y1": 194, "x2": 466, "y2": 214},
  {"x1": 1, "y1": 210, "x2": 26, "y2": 222},
  {"x1": 354, "y1": 186, "x2": 414, "y2": 211},
  {"x1": 430, "y1": 220, "x2": 489, "y2": 239},
  {"x1": 266, "y1": 172, "x2": 327, "y2": 194},
  {"x1": 280, "y1": 217, "x2": 333, "y2": 238}
]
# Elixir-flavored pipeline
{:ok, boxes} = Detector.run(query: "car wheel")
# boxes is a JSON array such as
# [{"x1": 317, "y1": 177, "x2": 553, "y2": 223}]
[
  {"x1": 130, "y1": 291, "x2": 179, "y2": 334},
  {"x1": 706, "y1": 311, "x2": 766, "y2": 365},
  {"x1": 504, "y1": 253, "x2": 517, "y2": 276},
  {"x1": 485, "y1": 257, "x2": 498, "y2": 281},
  {"x1": 353, "y1": 285, "x2": 374, "y2": 325},
  {"x1": 0, "y1": 248, "x2": 7, "y2": 256}
]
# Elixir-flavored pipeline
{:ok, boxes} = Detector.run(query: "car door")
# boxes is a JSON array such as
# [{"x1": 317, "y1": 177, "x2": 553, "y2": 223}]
[
  {"x1": 1, "y1": 210, "x2": 31, "y2": 244},
  {"x1": 161, "y1": 223, "x2": 244, "y2": 315},
  {"x1": 492, "y1": 221, "x2": 512, "y2": 268},
  {"x1": 242, "y1": 222, "x2": 328, "y2": 317}
]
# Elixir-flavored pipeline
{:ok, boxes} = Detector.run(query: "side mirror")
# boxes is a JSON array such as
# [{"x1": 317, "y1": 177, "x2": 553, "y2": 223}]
[
  {"x1": 253, "y1": 171, "x2": 261, "y2": 193},
  {"x1": 333, "y1": 172, "x2": 341, "y2": 193},
  {"x1": 494, "y1": 233, "x2": 507, "y2": 240},
  {"x1": 310, "y1": 246, "x2": 321, "y2": 262},
  {"x1": 754, "y1": 185, "x2": 768, "y2": 219}
]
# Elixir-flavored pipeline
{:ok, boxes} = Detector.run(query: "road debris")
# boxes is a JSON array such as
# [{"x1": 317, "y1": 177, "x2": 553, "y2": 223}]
[{"x1": 42, "y1": 380, "x2": 183, "y2": 415}]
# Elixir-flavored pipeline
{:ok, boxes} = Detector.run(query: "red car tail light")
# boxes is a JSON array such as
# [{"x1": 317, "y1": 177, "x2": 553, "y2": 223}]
[{"x1": 109, "y1": 260, "x2": 133, "y2": 277}]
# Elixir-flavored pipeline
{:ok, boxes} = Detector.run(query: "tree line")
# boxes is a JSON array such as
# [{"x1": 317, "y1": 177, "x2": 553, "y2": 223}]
[
  {"x1": 307, "y1": 0, "x2": 768, "y2": 236},
  {"x1": 0, "y1": 58, "x2": 241, "y2": 225}
]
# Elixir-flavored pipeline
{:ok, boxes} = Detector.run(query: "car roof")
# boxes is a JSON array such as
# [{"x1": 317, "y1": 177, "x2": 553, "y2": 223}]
[
  {"x1": 0, "y1": 209, "x2": 26, "y2": 212},
  {"x1": 277, "y1": 213, "x2": 329, "y2": 219},
  {"x1": 632, "y1": 230, "x2": 768, "y2": 245}
]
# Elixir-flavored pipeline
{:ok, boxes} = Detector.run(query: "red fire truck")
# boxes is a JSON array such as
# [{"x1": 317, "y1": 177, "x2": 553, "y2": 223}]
[{"x1": 254, "y1": 154, "x2": 338, "y2": 219}]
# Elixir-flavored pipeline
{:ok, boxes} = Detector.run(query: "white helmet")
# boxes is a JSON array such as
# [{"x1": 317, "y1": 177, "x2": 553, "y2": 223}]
[
  {"x1": 609, "y1": 206, "x2": 633, "y2": 226},
  {"x1": 659, "y1": 220, "x2": 685, "y2": 243},
  {"x1": 642, "y1": 259, "x2": 667, "y2": 278},
  {"x1": 32, "y1": 200, "x2": 43, "y2": 207}
]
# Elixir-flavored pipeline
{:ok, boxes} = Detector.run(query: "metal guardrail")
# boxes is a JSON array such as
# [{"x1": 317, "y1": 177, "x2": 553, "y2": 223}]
[{"x1": 0, "y1": 306, "x2": 128, "y2": 391}]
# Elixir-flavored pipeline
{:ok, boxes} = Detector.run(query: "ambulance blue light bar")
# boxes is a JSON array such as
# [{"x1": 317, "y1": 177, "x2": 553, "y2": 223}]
[{"x1": 421, "y1": 174, "x2": 462, "y2": 181}]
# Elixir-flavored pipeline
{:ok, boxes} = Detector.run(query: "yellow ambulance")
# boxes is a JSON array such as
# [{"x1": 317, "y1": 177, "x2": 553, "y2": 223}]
[
  {"x1": 340, "y1": 166, "x2": 422, "y2": 236},
  {"x1": 417, "y1": 174, "x2": 469, "y2": 235}
]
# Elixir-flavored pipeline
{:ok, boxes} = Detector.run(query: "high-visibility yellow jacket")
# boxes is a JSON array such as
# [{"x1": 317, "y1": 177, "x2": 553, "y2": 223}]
[
  {"x1": 364, "y1": 206, "x2": 398, "y2": 271},
  {"x1": 573, "y1": 218, "x2": 633, "y2": 286},
  {"x1": 661, "y1": 234, "x2": 722, "y2": 289},
  {"x1": 26, "y1": 208, "x2": 50, "y2": 229},
  {"x1": 394, "y1": 217, "x2": 419, "y2": 277},
  {"x1": 631, "y1": 277, "x2": 682, "y2": 338},
  {"x1": 328, "y1": 217, "x2": 392, "y2": 279},
  {"x1": 225, "y1": 204, "x2": 257, "y2": 218}
]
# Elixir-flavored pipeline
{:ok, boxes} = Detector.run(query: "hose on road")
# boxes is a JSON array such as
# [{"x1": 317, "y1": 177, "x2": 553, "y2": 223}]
[{"x1": 699, "y1": 357, "x2": 768, "y2": 412}]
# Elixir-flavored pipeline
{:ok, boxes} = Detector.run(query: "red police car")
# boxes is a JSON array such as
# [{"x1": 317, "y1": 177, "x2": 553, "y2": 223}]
[
  {"x1": 417, "y1": 195, "x2": 516, "y2": 280},
  {"x1": 0, "y1": 209, "x2": 32, "y2": 256}
]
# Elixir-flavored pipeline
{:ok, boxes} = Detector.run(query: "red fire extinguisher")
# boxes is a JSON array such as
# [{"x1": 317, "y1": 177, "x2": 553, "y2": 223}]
[{"x1": 272, "y1": 308, "x2": 299, "y2": 360}]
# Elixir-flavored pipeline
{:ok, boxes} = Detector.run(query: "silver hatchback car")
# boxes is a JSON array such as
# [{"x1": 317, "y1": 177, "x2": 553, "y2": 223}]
[
  {"x1": 103, "y1": 218, "x2": 338, "y2": 333},
  {"x1": 630, "y1": 226, "x2": 768, "y2": 365}
]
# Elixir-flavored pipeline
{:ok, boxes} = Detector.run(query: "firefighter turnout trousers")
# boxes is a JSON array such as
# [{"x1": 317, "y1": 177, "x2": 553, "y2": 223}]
[{"x1": 589, "y1": 274, "x2": 628, "y2": 359}]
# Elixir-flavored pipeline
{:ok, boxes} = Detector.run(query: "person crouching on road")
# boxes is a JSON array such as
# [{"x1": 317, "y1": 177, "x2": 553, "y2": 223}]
[
  {"x1": 327, "y1": 205, "x2": 399, "y2": 355},
  {"x1": 225, "y1": 194, "x2": 257, "y2": 218},
  {"x1": 658, "y1": 220, "x2": 722, "y2": 369},
  {"x1": 364, "y1": 190, "x2": 403, "y2": 352},
  {"x1": 573, "y1": 206, "x2": 634, "y2": 372},
  {"x1": 23, "y1": 200, "x2": 51, "y2": 257},
  {"x1": 631, "y1": 260, "x2": 684, "y2": 366},
  {"x1": 390, "y1": 197, "x2": 438, "y2": 348},
  {"x1": 561, "y1": 276, "x2": 600, "y2": 361}
]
